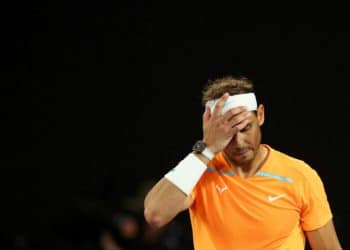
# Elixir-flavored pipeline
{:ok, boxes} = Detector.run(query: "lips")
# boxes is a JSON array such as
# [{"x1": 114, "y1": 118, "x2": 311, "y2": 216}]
[{"x1": 234, "y1": 148, "x2": 249, "y2": 155}]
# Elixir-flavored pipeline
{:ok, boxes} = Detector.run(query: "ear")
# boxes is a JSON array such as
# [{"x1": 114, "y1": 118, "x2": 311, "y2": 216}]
[{"x1": 257, "y1": 104, "x2": 265, "y2": 126}]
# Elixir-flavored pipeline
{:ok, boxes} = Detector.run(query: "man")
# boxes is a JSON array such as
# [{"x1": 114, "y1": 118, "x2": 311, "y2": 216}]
[{"x1": 144, "y1": 76, "x2": 342, "y2": 249}]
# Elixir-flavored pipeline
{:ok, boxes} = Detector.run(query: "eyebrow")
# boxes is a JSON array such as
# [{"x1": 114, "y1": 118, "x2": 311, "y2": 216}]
[{"x1": 240, "y1": 122, "x2": 252, "y2": 132}]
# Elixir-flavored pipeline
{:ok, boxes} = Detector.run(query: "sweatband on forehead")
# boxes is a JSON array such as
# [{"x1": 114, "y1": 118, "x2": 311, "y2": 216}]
[{"x1": 205, "y1": 93, "x2": 257, "y2": 115}]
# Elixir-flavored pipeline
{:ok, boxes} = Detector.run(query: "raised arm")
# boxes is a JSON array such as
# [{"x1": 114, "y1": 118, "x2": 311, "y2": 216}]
[
  {"x1": 144, "y1": 153, "x2": 209, "y2": 228},
  {"x1": 144, "y1": 93, "x2": 251, "y2": 228}
]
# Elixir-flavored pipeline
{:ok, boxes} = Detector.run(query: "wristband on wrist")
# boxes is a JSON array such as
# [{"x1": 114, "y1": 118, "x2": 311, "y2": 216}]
[
  {"x1": 164, "y1": 153, "x2": 207, "y2": 195},
  {"x1": 201, "y1": 147, "x2": 215, "y2": 160}
]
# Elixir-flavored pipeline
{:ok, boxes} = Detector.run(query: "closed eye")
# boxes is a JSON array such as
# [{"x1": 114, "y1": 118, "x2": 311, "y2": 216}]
[{"x1": 240, "y1": 123, "x2": 252, "y2": 132}]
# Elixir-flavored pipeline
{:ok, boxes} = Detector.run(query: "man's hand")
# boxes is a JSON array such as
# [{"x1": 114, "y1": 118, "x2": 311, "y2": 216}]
[{"x1": 202, "y1": 92, "x2": 251, "y2": 154}]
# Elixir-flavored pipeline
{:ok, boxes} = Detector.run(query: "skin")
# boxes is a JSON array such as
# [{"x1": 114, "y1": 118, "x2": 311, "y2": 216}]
[
  {"x1": 144, "y1": 92, "x2": 342, "y2": 249},
  {"x1": 203, "y1": 92, "x2": 266, "y2": 178}
]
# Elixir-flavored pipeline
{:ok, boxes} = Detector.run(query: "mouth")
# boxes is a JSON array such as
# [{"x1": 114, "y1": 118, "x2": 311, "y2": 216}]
[{"x1": 234, "y1": 148, "x2": 250, "y2": 156}]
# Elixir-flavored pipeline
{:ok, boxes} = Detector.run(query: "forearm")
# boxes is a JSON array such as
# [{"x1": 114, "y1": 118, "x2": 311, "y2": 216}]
[
  {"x1": 144, "y1": 153, "x2": 209, "y2": 228},
  {"x1": 144, "y1": 178, "x2": 190, "y2": 228}
]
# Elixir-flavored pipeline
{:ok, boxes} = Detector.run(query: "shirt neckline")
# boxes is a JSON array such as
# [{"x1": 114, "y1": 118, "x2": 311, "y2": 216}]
[{"x1": 214, "y1": 144, "x2": 272, "y2": 179}]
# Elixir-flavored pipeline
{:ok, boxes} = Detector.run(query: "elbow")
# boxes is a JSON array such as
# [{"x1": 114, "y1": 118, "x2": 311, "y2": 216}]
[{"x1": 144, "y1": 207, "x2": 166, "y2": 229}]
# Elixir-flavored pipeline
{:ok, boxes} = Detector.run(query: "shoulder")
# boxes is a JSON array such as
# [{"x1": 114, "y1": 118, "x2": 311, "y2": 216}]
[{"x1": 267, "y1": 145, "x2": 321, "y2": 183}]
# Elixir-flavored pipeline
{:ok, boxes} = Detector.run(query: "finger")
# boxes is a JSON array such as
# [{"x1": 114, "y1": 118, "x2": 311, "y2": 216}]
[
  {"x1": 234, "y1": 119, "x2": 250, "y2": 131},
  {"x1": 202, "y1": 106, "x2": 211, "y2": 123},
  {"x1": 227, "y1": 111, "x2": 251, "y2": 128},
  {"x1": 212, "y1": 93, "x2": 229, "y2": 117},
  {"x1": 222, "y1": 106, "x2": 247, "y2": 122},
  {"x1": 230, "y1": 119, "x2": 250, "y2": 135}
]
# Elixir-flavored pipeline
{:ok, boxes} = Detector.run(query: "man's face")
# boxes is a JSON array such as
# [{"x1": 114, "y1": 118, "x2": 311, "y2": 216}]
[{"x1": 223, "y1": 104, "x2": 265, "y2": 166}]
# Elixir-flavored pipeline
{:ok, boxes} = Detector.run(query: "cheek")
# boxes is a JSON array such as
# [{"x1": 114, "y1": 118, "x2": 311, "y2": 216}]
[
  {"x1": 254, "y1": 130, "x2": 262, "y2": 144},
  {"x1": 247, "y1": 129, "x2": 261, "y2": 146}
]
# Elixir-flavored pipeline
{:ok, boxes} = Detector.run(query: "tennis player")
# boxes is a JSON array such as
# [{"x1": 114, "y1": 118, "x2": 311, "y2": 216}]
[{"x1": 144, "y1": 76, "x2": 342, "y2": 249}]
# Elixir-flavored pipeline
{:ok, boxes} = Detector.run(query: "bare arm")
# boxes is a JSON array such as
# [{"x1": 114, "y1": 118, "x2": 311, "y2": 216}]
[
  {"x1": 305, "y1": 219, "x2": 342, "y2": 250},
  {"x1": 144, "y1": 152, "x2": 211, "y2": 228},
  {"x1": 144, "y1": 177, "x2": 193, "y2": 228},
  {"x1": 144, "y1": 93, "x2": 251, "y2": 229}
]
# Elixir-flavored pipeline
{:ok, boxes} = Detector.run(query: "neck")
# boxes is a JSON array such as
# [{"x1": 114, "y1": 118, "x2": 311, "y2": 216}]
[{"x1": 226, "y1": 145, "x2": 268, "y2": 178}]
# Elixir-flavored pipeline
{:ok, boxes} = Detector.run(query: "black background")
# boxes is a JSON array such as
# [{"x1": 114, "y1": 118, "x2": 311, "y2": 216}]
[{"x1": 1, "y1": 2, "x2": 349, "y2": 249}]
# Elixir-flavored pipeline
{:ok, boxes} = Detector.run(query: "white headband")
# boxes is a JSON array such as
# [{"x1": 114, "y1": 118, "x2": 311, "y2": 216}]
[{"x1": 205, "y1": 93, "x2": 257, "y2": 115}]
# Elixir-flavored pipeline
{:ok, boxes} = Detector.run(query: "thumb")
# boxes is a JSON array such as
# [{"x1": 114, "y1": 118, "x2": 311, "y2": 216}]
[{"x1": 202, "y1": 106, "x2": 211, "y2": 123}]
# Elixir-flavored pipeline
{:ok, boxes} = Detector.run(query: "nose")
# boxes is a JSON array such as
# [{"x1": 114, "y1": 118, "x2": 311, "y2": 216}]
[{"x1": 232, "y1": 132, "x2": 245, "y2": 147}]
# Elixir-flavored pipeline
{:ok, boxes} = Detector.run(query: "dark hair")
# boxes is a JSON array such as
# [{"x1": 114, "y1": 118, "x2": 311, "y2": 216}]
[{"x1": 202, "y1": 76, "x2": 255, "y2": 105}]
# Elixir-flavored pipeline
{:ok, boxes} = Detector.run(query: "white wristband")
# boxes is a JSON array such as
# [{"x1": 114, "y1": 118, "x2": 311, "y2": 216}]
[
  {"x1": 164, "y1": 153, "x2": 207, "y2": 195},
  {"x1": 202, "y1": 147, "x2": 215, "y2": 160}
]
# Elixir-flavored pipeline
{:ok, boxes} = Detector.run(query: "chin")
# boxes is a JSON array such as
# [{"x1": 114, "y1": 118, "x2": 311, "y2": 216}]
[{"x1": 234, "y1": 151, "x2": 253, "y2": 163}]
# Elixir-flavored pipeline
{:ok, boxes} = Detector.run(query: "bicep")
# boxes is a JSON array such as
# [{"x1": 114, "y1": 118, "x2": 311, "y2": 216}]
[{"x1": 305, "y1": 219, "x2": 342, "y2": 250}]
